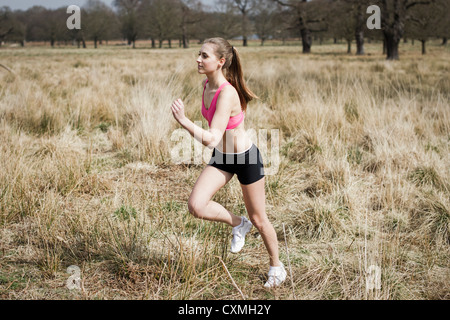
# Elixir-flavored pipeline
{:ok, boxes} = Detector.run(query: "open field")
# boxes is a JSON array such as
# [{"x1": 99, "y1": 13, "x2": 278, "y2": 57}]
[{"x1": 0, "y1": 41, "x2": 449, "y2": 299}]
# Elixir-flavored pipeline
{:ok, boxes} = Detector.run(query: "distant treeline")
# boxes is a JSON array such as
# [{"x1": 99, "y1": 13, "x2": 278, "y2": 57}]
[{"x1": 0, "y1": 0, "x2": 448, "y2": 59}]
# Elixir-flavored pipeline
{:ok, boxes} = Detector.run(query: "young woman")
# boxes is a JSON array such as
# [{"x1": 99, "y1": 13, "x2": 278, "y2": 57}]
[{"x1": 170, "y1": 37, "x2": 286, "y2": 288}]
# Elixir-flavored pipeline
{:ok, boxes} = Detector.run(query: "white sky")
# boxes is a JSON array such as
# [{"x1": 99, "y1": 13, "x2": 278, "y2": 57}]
[{"x1": 0, "y1": 0, "x2": 216, "y2": 10}]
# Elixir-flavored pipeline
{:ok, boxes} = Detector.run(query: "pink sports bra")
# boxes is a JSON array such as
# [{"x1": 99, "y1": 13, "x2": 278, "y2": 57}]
[{"x1": 201, "y1": 79, "x2": 245, "y2": 130}]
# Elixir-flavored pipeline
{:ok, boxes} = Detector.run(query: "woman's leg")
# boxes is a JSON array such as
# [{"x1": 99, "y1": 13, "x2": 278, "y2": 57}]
[
  {"x1": 188, "y1": 165, "x2": 242, "y2": 227},
  {"x1": 240, "y1": 177, "x2": 280, "y2": 267}
]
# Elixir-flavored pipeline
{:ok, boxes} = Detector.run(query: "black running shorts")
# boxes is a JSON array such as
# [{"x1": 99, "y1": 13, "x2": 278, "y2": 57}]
[{"x1": 207, "y1": 143, "x2": 265, "y2": 185}]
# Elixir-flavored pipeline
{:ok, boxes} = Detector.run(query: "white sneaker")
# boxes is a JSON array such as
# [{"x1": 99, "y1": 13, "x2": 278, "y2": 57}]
[
  {"x1": 230, "y1": 217, "x2": 253, "y2": 253},
  {"x1": 264, "y1": 262, "x2": 287, "y2": 288}
]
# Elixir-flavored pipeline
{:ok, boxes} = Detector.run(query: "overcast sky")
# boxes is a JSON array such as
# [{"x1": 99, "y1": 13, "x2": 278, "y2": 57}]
[{"x1": 0, "y1": 0, "x2": 215, "y2": 10}]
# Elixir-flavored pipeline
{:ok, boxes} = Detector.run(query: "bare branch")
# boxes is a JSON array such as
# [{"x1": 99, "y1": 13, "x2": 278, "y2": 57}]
[
  {"x1": 406, "y1": 0, "x2": 432, "y2": 10},
  {"x1": 272, "y1": 0, "x2": 296, "y2": 8}
]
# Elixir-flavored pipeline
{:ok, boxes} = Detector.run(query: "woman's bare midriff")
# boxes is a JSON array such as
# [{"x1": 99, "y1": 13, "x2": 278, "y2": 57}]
[{"x1": 215, "y1": 121, "x2": 253, "y2": 154}]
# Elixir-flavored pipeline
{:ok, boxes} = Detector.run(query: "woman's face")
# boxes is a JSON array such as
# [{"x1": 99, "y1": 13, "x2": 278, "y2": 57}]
[{"x1": 197, "y1": 43, "x2": 224, "y2": 74}]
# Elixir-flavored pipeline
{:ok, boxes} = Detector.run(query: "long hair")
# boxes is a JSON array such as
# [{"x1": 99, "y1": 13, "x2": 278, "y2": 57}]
[{"x1": 203, "y1": 37, "x2": 258, "y2": 112}]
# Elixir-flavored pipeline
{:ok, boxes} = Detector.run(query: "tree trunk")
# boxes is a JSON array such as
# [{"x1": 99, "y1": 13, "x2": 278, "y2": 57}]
[
  {"x1": 355, "y1": 31, "x2": 364, "y2": 55},
  {"x1": 421, "y1": 39, "x2": 426, "y2": 55},
  {"x1": 151, "y1": 38, "x2": 155, "y2": 48},
  {"x1": 81, "y1": 30, "x2": 86, "y2": 48},
  {"x1": 355, "y1": 4, "x2": 365, "y2": 55},
  {"x1": 94, "y1": 37, "x2": 98, "y2": 49},
  {"x1": 442, "y1": 37, "x2": 447, "y2": 46},
  {"x1": 242, "y1": 11, "x2": 248, "y2": 47},
  {"x1": 347, "y1": 40, "x2": 352, "y2": 54},
  {"x1": 182, "y1": 31, "x2": 188, "y2": 49},
  {"x1": 381, "y1": 1, "x2": 404, "y2": 60},
  {"x1": 384, "y1": 32, "x2": 400, "y2": 60},
  {"x1": 300, "y1": 27, "x2": 311, "y2": 53}
]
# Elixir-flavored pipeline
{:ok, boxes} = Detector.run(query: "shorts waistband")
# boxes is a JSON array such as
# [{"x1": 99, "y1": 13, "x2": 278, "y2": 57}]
[{"x1": 214, "y1": 143, "x2": 254, "y2": 155}]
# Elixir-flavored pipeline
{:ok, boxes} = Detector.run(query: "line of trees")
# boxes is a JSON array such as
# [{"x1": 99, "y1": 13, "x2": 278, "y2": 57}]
[{"x1": 0, "y1": 0, "x2": 448, "y2": 59}]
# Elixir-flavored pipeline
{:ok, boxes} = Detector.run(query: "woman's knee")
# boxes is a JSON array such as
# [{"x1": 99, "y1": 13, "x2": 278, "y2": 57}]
[
  {"x1": 187, "y1": 197, "x2": 207, "y2": 218},
  {"x1": 248, "y1": 214, "x2": 270, "y2": 231}
]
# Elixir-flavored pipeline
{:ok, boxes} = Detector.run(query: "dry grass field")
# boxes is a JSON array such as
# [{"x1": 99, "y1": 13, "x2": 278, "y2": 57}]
[{"x1": 0, "y1": 40, "x2": 449, "y2": 300}]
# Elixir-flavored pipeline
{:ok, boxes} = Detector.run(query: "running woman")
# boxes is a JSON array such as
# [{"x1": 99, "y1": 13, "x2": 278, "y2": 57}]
[{"x1": 170, "y1": 37, "x2": 286, "y2": 288}]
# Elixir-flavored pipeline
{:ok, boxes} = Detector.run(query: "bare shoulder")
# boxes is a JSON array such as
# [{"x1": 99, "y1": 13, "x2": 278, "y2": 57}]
[
  {"x1": 215, "y1": 85, "x2": 240, "y2": 115},
  {"x1": 219, "y1": 84, "x2": 240, "y2": 102}
]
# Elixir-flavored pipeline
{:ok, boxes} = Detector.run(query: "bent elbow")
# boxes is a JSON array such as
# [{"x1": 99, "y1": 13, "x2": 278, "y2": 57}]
[
  {"x1": 207, "y1": 137, "x2": 219, "y2": 149},
  {"x1": 206, "y1": 129, "x2": 222, "y2": 149}
]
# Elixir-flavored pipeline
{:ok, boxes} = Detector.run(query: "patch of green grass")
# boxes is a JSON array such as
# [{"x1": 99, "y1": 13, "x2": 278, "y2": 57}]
[
  {"x1": 114, "y1": 205, "x2": 137, "y2": 221},
  {"x1": 96, "y1": 122, "x2": 111, "y2": 133},
  {"x1": 347, "y1": 146, "x2": 363, "y2": 165},
  {"x1": 408, "y1": 166, "x2": 446, "y2": 191}
]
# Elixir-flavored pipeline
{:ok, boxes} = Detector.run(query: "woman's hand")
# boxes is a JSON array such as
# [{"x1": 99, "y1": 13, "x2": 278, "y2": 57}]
[{"x1": 171, "y1": 98, "x2": 187, "y2": 125}]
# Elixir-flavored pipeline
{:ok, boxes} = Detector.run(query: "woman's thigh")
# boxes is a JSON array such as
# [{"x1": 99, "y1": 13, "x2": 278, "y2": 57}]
[{"x1": 188, "y1": 165, "x2": 234, "y2": 210}]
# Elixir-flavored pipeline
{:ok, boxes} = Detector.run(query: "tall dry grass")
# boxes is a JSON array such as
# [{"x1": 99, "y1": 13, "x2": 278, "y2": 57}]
[{"x1": 0, "y1": 41, "x2": 449, "y2": 299}]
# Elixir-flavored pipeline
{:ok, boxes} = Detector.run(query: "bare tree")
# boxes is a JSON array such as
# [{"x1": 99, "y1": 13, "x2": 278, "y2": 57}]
[
  {"x1": 210, "y1": 0, "x2": 242, "y2": 40},
  {"x1": 352, "y1": 0, "x2": 371, "y2": 55},
  {"x1": 372, "y1": 0, "x2": 434, "y2": 60},
  {"x1": 84, "y1": 0, "x2": 117, "y2": 48},
  {"x1": 434, "y1": 0, "x2": 449, "y2": 45},
  {"x1": 0, "y1": 7, "x2": 14, "y2": 46},
  {"x1": 179, "y1": 0, "x2": 204, "y2": 48},
  {"x1": 114, "y1": 0, "x2": 143, "y2": 48},
  {"x1": 273, "y1": 0, "x2": 328, "y2": 53},
  {"x1": 252, "y1": 0, "x2": 279, "y2": 46},
  {"x1": 328, "y1": 0, "x2": 355, "y2": 53},
  {"x1": 406, "y1": 0, "x2": 447, "y2": 54},
  {"x1": 233, "y1": 0, "x2": 256, "y2": 46},
  {"x1": 0, "y1": 6, "x2": 28, "y2": 47},
  {"x1": 328, "y1": 0, "x2": 372, "y2": 55},
  {"x1": 143, "y1": 0, "x2": 180, "y2": 48}
]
